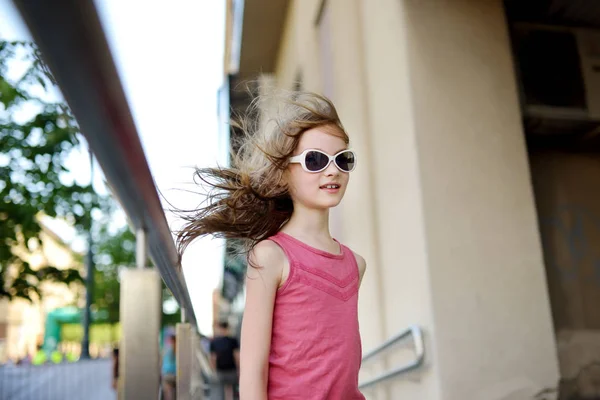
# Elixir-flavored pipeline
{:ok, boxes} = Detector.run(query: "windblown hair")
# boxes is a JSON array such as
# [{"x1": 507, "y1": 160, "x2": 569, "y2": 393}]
[{"x1": 175, "y1": 89, "x2": 349, "y2": 262}]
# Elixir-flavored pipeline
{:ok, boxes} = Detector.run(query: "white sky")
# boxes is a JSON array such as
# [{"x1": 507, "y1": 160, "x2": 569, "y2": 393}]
[{"x1": 0, "y1": 0, "x2": 227, "y2": 335}]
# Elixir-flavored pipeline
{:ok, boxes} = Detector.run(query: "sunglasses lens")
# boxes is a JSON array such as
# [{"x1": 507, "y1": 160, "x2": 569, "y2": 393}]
[
  {"x1": 335, "y1": 151, "x2": 355, "y2": 172},
  {"x1": 305, "y1": 151, "x2": 330, "y2": 171}
]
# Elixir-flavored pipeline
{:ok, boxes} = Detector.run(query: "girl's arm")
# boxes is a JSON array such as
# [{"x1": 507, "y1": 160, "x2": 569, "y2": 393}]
[
  {"x1": 353, "y1": 251, "x2": 367, "y2": 286},
  {"x1": 234, "y1": 348, "x2": 240, "y2": 371},
  {"x1": 239, "y1": 241, "x2": 285, "y2": 400},
  {"x1": 209, "y1": 353, "x2": 217, "y2": 371}
]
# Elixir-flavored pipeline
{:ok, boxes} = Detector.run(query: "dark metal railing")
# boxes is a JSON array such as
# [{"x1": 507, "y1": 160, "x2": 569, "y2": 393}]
[
  {"x1": 359, "y1": 325, "x2": 425, "y2": 390},
  {"x1": 12, "y1": 0, "x2": 197, "y2": 327}
]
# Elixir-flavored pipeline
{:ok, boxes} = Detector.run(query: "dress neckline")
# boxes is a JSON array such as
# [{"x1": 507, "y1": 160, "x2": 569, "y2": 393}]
[{"x1": 277, "y1": 231, "x2": 344, "y2": 259}]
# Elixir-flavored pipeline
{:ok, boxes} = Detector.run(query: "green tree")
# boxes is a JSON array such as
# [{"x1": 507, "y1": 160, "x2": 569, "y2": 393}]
[
  {"x1": 0, "y1": 40, "x2": 105, "y2": 301},
  {"x1": 0, "y1": 39, "x2": 182, "y2": 325}
]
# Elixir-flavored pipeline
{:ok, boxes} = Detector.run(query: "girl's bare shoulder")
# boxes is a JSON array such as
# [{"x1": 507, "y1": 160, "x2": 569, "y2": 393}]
[{"x1": 248, "y1": 240, "x2": 287, "y2": 279}]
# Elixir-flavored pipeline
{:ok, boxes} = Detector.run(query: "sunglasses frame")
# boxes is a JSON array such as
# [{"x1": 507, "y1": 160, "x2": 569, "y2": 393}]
[{"x1": 289, "y1": 149, "x2": 357, "y2": 173}]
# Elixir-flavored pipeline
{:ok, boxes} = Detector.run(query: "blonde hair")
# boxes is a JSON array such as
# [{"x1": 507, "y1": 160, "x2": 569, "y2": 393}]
[{"x1": 176, "y1": 90, "x2": 349, "y2": 261}]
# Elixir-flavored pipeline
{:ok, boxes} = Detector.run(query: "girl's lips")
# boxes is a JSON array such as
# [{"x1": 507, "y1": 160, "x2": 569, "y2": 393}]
[
  {"x1": 319, "y1": 183, "x2": 341, "y2": 189},
  {"x1": 320, "y1": 184, "x2": 341, "y2": 193}
]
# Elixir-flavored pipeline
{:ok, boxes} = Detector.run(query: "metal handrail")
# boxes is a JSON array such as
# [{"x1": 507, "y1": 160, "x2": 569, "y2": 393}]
[
  {"x1": 12, "y1": 0, "x2": 197, "y2": 326},
  {"x1": 359, "y1": 325, "x2": 425, "y2": 390},
  {"x1": 195, "y1": 344, "x2": 216, "y2": 380}
]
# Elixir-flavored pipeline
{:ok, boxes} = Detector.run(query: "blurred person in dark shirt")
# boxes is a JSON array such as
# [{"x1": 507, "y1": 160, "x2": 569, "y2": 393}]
[{"x1": 210, "y1": 321, "x2": 239, "y2": 400}]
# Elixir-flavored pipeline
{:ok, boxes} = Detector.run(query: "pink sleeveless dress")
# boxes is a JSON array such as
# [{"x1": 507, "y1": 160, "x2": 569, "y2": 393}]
[{"x1": 267, "y1": 232, "x2": 365, "y2": 400}]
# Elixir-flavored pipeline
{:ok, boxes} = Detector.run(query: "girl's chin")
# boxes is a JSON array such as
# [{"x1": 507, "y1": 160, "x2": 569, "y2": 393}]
[
  {"x1": 293, "y1": 191, "x2": 345, "y2": 210},
  {"x1": 302, "y1": 199, "x2": 343, "y2": 210}
]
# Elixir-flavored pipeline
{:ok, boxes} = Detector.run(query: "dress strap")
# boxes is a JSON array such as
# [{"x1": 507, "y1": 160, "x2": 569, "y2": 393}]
[
  {"x1": 267, "y1": 233, "x2": 297, "y2": 292},
  {"x1": 267, "y1": 232, "x2": 298, "y2": 266},
  {"x1": 340, "y1": 244, "x2": 361, "y2": 281}
]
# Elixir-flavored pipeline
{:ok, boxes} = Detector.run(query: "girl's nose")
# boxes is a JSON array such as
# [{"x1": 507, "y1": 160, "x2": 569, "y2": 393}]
[{"x1": 324, "y1": 160, "x2": 339, "y2": 176}]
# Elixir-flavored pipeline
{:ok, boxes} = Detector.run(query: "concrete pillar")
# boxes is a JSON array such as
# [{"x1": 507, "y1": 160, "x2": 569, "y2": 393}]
[
  {"x1": 119, "y1": 268, "x2": 162, "y2": 400},
  {"x1": 177, "y1": 323, "x2": 192, "y2": 400},
  {"x1": 359, "y1": 0, "x2": 560, "y2": 399},
  {"x1": 327, "y1": 0, "x2": 386, "y2": 354}
]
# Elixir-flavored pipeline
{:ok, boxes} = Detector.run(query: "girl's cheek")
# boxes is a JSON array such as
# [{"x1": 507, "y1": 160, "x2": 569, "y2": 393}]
[
  {"x1": 287, "y1": 173, "x2": 312, "y2": 197},
  {"x1": 287, "y1": 170, "x2": 302, "y2": 190},
  {"x1": 299, "y1": 178, "x2": 316, "y2": 194}
]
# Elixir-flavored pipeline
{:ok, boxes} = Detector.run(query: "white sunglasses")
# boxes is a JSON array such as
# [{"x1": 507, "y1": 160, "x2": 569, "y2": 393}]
[{"x1": 289, "y1": 149, "x2": 357, "y2": 173}]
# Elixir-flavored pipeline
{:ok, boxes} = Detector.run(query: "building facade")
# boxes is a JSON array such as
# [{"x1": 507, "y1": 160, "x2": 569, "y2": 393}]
[
  {"x1": 224, "y1": 1, "x2": 600, "y2": 398},
  {"x1": 0, "y1": 221, "x2": 84, "y2": 363}
]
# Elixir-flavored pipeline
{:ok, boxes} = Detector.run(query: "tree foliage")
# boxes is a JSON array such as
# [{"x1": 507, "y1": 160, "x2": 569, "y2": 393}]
[
  {"x1": 0, "y1": 40, "x2": 103, "y2": 300},
  {"x1": 0, "y1": 39, "x2": 181, "y2": 326}
]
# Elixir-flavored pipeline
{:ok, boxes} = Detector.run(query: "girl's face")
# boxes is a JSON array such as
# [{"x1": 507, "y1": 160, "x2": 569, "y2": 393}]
[{"x1": 287, "y1": 125, "x2": 350, "y2": 210}]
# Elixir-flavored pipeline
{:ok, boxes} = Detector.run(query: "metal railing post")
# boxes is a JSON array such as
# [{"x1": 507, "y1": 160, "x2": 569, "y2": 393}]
[
  {"x1": 136, "y1": 228, "x2": 147, "y2": 269},
  {"x1": 190, "y1": 331, "x2": 206, "y2": 400},
  {"x1": 81, "y1": 149, "x2": 95, "y2": 359}
]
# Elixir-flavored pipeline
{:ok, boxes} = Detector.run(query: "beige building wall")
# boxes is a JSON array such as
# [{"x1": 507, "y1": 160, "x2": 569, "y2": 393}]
[
  {"x1": 269, "y1": 0, "x2": 560, "y2": 399},
  {"x1": 0, "y1": 225, "x2": 82, "y2": 362},
  {"x1": 393, "y1": 1, "x2": 559, "y2": 398}
]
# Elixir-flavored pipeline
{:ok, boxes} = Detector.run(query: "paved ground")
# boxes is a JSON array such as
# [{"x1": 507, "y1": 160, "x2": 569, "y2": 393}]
[{"x1": 0, "y1": 358, "x2": 116, "y2": 400}]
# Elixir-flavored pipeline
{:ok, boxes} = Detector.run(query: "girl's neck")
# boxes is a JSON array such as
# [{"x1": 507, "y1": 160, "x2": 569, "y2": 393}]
[{"x1": 282, "y1": 204, "x2": 332, "y2": 243}]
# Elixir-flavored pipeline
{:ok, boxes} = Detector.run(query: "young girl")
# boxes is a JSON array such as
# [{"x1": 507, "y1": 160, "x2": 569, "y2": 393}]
[{"x1": 177, "y1": 91, "x2": 366, "y2": 399}]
